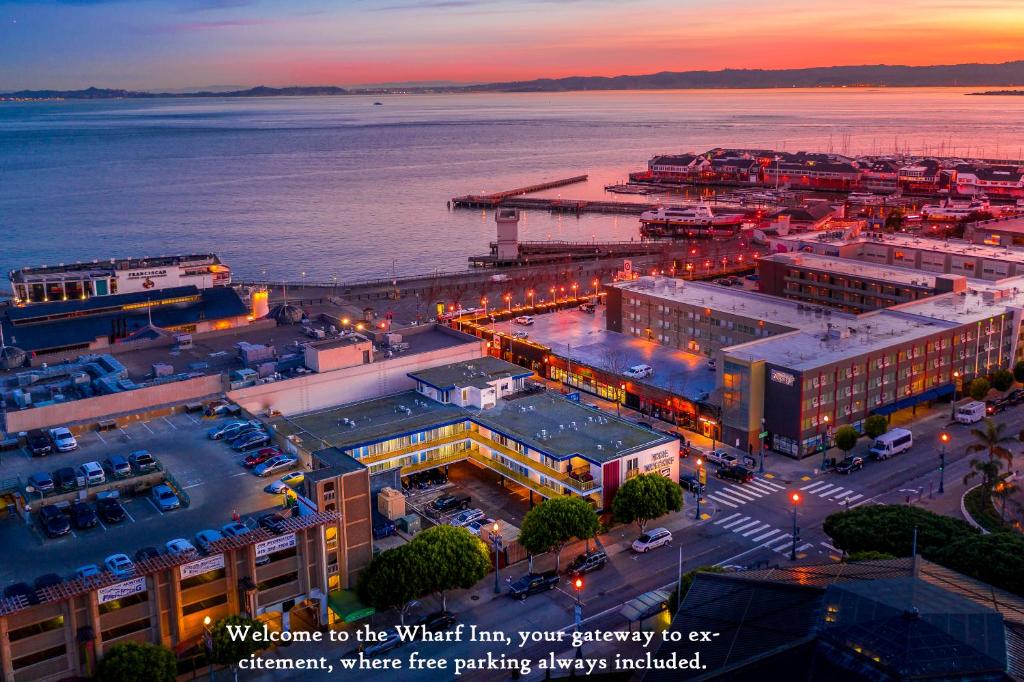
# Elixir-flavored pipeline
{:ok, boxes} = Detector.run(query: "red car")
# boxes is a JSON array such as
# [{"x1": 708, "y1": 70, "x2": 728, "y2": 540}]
[{"x1": 243, "y1": 447, "x2": 281, "y2": 468}]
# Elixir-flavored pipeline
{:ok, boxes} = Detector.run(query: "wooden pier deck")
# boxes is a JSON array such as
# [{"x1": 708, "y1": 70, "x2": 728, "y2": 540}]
[{"x1": 451, "y1": 175, "x2": 588, "y2": 208}]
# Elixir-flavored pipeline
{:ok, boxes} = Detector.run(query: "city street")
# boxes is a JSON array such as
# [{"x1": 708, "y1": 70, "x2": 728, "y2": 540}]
[{"x1": 250, "y1": 398, "x2": 1024, "y2": 682}]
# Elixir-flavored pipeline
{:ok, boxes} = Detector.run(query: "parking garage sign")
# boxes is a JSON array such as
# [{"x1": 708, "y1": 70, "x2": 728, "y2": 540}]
[
  {"x1": 179, "y1": 554, "x2": 225, "y2": 580},
  {"x1": 256, "y1": 534, "x2": 296, "y2": 558},
  {"x1": 98, "y1": 576, "x2": 147, "y2": 605}
]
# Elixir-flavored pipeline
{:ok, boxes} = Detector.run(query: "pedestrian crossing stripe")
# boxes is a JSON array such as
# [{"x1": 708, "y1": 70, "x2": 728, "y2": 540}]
[
  {"x1": 732, "y1": 520, "x2": 762, "y2": 533},
  {"x1": 843, "y1": 494, "x2": 863, "y2": 503},
  {"x1": 751, "y1": 528, "x2": 781, "y2": 542},
  {"x1": 721, "y1": 516, "x2": 751, "y2": 529},
  {"x1": 713, "y1": 512, "x2": 741, "y2": 525},
  {"x1": 741, "y1": 523, "x2": 771, "y2": 537},
  {"x1": 705, "y1": 494, "x2": 739, "y2": 508}
]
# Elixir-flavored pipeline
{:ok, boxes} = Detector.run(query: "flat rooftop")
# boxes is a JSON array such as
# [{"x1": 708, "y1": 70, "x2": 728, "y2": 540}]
[
  {"x1": 408, "y1": 356, "x2": 531, "y2": 391},
  {"x1": 968, "y1": 215, "x2": 1024, "y2": 234},
  {"x1": 777, "y1": 233, "x2": 1024, "y2": 267},
  {"x1": 760, "y1": 252, "x2": 945, "y2": 288},
  {"x1": 522, "y1": 307, "x2": 719, "y2": 403},
  {"x1": 273, "y1": 388, "x2": 673, "y2": 464}
]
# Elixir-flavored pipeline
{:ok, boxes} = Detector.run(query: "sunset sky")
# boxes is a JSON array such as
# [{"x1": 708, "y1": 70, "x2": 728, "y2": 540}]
[{"x1": 2, "y1": 0, "x2": 1023, "y2": 90}]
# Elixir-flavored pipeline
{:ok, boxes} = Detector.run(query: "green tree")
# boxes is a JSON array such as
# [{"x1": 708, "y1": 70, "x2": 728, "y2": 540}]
[
  {"x1": 357, "y1": 543, "x2": 427, "y2": 624},
  {"x1": 883, "y1": 209, "x2": 904, "y2": 232},
  {"x1": 864, "y1": 415, "x2": 888, "y2": 439},
  {"x1": 823, "y1": 504, "x2": 977, "y2": 557},
  {"x1": 991, "y1": 369, "x2": 1015, "y2": 392},
  {"x1": 209, "y1": 614, "x2": 266, "y2": 678},
  {"x1": 963, "y1": 458, "x2": 1003, "y2": 495},
  {"x1": 833, "y1": 425, "x2": 859, "y2": 455},
  {"x1": 612, "y1": 473, "x2": 683, "y2": 532},
  {"x1": 519, "y1": 496, "x2": 600, "y2": 571},
  {"x1": 666, "y1": 566, "x2": 727, "y2": 613},
  {"x1": 994, "y1": 473, "x2": 1019, "y2": 523},
  {"x1": 969, "y1": 377, "x2": 991, "y2": 401},
  {"x1": 966, "y1": 419, "x2": 1015, "y2": 469},
  {"x1": 846, "y1": 550, "x2": 896, "y2": 562},
  {"x1": 97, "y1": 641, "x2": 177, "y2": 682},
  {"x1": 1013, "y1": 360, "x2": 1024, "y2": 384},
  {"x1": 414, "y1": 525, "x2": 491, "y2": 610},
  {"x1": 930, "y1": 533, "x2": 1024, "y2": 596}
]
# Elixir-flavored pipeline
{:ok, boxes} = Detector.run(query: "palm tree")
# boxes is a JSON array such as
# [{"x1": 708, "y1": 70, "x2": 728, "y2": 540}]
[
  {"x1": 994, "y1": 474, "x2": 1019, "y2": 523},
  {"x1": 963, "y1": 458, "x2": 1002, "y2": 493},
  {"x1": 966, "y1": 419, "x2": 1015, "y2": 469}
]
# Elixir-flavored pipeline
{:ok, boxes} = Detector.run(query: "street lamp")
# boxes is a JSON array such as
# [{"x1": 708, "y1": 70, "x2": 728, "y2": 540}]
[
  {"x1": 481, "y1": 297, "x2": 488, "y2": 318},
  {"x1": 694, "y1": 458, "x2": 704, "y2": 520},
  {"x1": 571, "y1": 283, "x2": 578, "y2": 300},
  {"x1": 573, "y1": 576, "x2": 584, "y2": 660},
  {"x1": 528, "y1": 289, "x2": 535, "y2": 310},
  {"x1": 939, "y1": 432, "x2": 949, "y2": 494},
  {"x1": 489, "y1": 522, "x2": 503, "y2": 594},
  {"x1": 617, "y1": 383, "x2": 625, "y2": 417},
  {"x1": 789, "y1": 492, "x2": 801, "y2": 561},
  {"x1": 820, "y1": 415, "x2": 831, "y2": 470},
  {"x1": 203, "y1": 615, "x2": 214, "y2": 680},
  {"x1": 592, "y1": 279, "x2": 600, "y2": 300},
  {"x1": 549, "y1": 287, "x2": 556, "y2": 304},
  {"x1": 951, "y1": 371, "x2": 960, "y2": 419},
  {"x1": 759, "y1": 417, "x2": 766, "y2": 474},
  {"x1": 504, "y1": 293, "x2": 512, "y2": 333}
]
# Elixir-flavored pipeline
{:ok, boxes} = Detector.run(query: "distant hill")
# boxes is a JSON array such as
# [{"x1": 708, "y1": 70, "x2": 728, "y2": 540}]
[
  {"x1": 465, "y1": 61, "x2": 1024, "y2": 92},
  {"x1": 2, "y1": 85, "x2": 349, "y2": 99},
  {"x1": 967, "y1": 90, "x2": 1024, "y2": 96}
]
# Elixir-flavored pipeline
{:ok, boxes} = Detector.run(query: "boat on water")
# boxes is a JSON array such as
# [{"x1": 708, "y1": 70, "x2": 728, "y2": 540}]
[
  {"x1": 846, "y1": 192, "x2": 887, "y2": 205},
  {"x1": 605, "y1": 183, "x2": 652, "y2": 194},
  {"x1": 639, "y1": 203, "x2": 746, "y2": 238},
  {"x1": 920, "y1": 198, "x2": 992, "y2": 221}
]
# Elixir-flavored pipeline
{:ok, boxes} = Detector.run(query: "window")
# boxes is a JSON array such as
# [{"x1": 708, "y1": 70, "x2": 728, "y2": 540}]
[
  {"x1": 8, "y1": 616, "x2": 65, "y2": 642},
  {"x1": 13, "y1": 645, "x2": 67, "y2": 671},
  {"x1": 180, "y1": 568, "x2": 226, "y2": 590},
  {"x1": 102, "y1": 618, "x2": 151, "y2": 641},
  {"x1": 182, "y1": 593, "x2": 228, "y2": 616},
  {"x1": 99, "y1": 592, "x2": 148, "y2": 614},
  {"x1": 257, "y1": 571, "x2": 299, "y2": 592}
]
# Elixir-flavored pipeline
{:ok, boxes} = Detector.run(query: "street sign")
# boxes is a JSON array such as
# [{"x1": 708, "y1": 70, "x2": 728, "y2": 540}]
[
  {"x1": 698, "y1": 468, "x2": 707, "y2": 485},
  {"x1": 758, "y1": 431, "x2": 768, "y2": 439}
]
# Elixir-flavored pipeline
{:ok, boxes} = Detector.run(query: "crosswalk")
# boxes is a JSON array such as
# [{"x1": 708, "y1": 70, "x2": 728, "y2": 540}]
[
  {"x1": 797, "y1": 480, "x2": 867, "y2": 506},
  {"x1": 713, "y1": 512, "x2": 814, "y2": 555},
  {"x1": 702, "y1": 477, "x2": 786, "y2": 509}
]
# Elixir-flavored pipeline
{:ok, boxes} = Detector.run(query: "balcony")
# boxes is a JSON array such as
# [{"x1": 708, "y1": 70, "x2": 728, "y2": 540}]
[
  {"x1": 355, "y1": 430, "x2": 469, "y2": 467},
  {"x1": 467, "y1": 451, "x2": 565, "y2": 499},
  {"x1": 468, "y1": 432, "x2": 601, "y2": 493}
]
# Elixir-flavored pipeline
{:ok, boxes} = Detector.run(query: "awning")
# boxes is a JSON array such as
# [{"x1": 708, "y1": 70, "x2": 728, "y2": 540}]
[
  {"x1": 871, "y1": 383, "x2": 955, "y2": 416},
  {"x1": 619, "y1": 589, "x2": 670, "y2": 622},
  {"x1": 327, "y1": 590, "x2": 375, "y2": 623}
]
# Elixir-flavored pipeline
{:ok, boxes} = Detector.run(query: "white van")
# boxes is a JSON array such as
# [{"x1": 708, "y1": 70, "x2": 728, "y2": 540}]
[
  {"x1": 869, "y1": 428, "x2": 913, "y2": 460},
  {"x1": 623, "y1": 364, "x2": 653, "y2": 379},
  {"x1": 954, "y1": 400, "x2": 986, "y2": 424},
  {"x1": 76, "y1": 461, "x2": 106, "y2": 487}
]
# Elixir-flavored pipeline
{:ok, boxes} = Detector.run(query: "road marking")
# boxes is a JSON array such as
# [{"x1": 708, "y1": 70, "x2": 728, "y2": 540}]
[
  {"x1": 97, "y1": 520, "x2": 107, "y2": 532},
  {"x1": 118, "y1": 427, "x2": 131, "y2": 441},
  {"x1": 812, "y1": 483, "x2": 839, "y2": 496},
  {"x1": 182, "y1": 483, "x2": 204, "y2": 490},
  {"x1": 140, "y1": 422, "x2": 155, "y2": 434},
  {"x1": 721, "y1": 486, "x2": 759, "y2": 501},
  {"x1": 704, "y1": 494, "x2": 738, "y2": 508},
  {"x1": 713, "y1": 512, "x2": 741, "y2": 525},
  {"x1": 825, "y1": 487, "x2": 850, "y2": 499},
  {"x1": 843, "y1": 494, "x2": 864, "y2": 503},
  {"x1": 710, "y1": 491, "x2": 748, "y2": 505},
  {"x1": 123, "y1": 507, "x2": 136, "y2": 523},
  {"x1": 147, "y1": 498, "x2": 164, "y2": 515},
  {"x1": 756, "y1": 479, "x2": 786, "y2": 491},
  {"x1": 850, "y1": 497, "x2": 874, "y2": 508},
  {"x1": 95, "y1": 431, "x2": 107, "y2": 445},
  {"x1": 800, "y1": 480, "x2": 828, "y2": 492},
  {"x1": 751, "y1": 528, "x2": 781, "y2": 542},
  {"x1": 820, "y1": 542, "x2": 841, "y2": 552},
  {"x1": 797, "y1": 543, "x2": 813, "y2": 552},
  {"x1": 764, "y1": 535, "x2": 791, "y2": 548},
  {"x1": 741, "y1": 523, "x2": 771, "y2": 537},
  {"x1": 732, "y1": 520, "x2": 762, "y2": 533},
  {"x1": 231, "y1": 472, "x2": 248, "y2": 478},
  {"x1": 747, "y1": 482, "x2": 777, "y2": 494},
  {"x1": 162, "y1": 417, "x2": 178, "y2": 430},
  {"x1": 721, "y1": 516, "x2": 750, "y2": 529}
]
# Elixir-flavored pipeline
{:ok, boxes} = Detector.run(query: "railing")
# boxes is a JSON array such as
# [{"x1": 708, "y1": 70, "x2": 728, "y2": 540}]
[
  {"x1": 467, "y1": 451, "x2": 566, "y2": 500},
  {"x1": 383, "y1": 449, "x2": 473, "y2": 476},
  {"x1": 468, "y1": 432, "x2": 601, "y2": 493},
  {"x1": 355, "y1": 431, "x2": 470, "y2": 467}
]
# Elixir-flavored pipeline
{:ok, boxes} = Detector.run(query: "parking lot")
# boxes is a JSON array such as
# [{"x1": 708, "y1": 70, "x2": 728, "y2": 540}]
[
  {"x1": 0, "y1": 411, "x2": 294, "y2": 589},
  {"x1": 401, "y1": 461, "x2": 531, "y2": 533}
]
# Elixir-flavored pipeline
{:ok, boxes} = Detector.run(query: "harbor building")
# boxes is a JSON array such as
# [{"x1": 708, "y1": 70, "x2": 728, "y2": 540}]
[
  {"x1": 272, "y1": 357, "x2": 679, "y2": 511},
  {"x1": 9, "y1": 254, "x2": 231, "y2": 306},
  {"x1": 964, "y1": 215, "x2": 1024, "y2": 248},
  {"x1": 606, "y1": 276, "x2": 1024, "y2": 458}
]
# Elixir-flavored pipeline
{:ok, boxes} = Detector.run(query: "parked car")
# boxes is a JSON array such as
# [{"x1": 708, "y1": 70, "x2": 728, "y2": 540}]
[
  {"x1": 511, "y1": 331, "x2": 529, "y2": 339},
  {"x1": 465, "y1": 517, "x2": 495, "y2": 537},
  {"x1": 717, "y1": 465, "x2": 754, "y2": 484},
  {"x1": 744, "y1": 274, "x2": 759, "y2": 282},
  {"x1": 203, "y1": 400, "x2": 233, "y2": 417},
  {"x1": 70, "y1": 501, "x2": 98, "y2": 529},
  {"x1": 26, "y1": 429, "x2": 53, "y2": 457},
  {"x1": 232, "y1": 430, "x2": 271, "y2": 452},
  {"x1": 578, "y1": 303, "x2": 595, "y2": 313},
  {"x1": 258, "y1": 512, "x2": 288, "y2": 534},
  {"x1": 165, "y1": 538, "x2": 197, "y2": 557},
  {"x1": 96, "y1": 498, "x2": 127, "y2": 523},
  {"x1": 194, "y1": 529, "x2": 224, "y2": 554},
  {"x1": 221, "y1": 521, "x2": 251, "y2": 538},
  {"x1": 432, "y1": 493, "x2": 471, "y2": 512},
  {"x1": 1007, "y1": 388, "x2": 1024, "y2": 406},
  {"x1": 514, "y1": 315, "x2": 535, "y2": 326},
  {"x1": 631, "y1": 527, "x2": 672, "y2": 553},
  {"x1": 679, "y1": 474, "x2": 705, "y2": 494},
  {"x1": 48, "y1": 427, "x2": 78, "y2": 452},
  {"x1": 151, "y1": 484, "x2": 181, "y2": 511},
  {"x1": 104, "y1": 554, "x2": 135, "y2": 578},
  {"x1": 714, "y1": 278, "x2": 731, "y2": 286},
  {"x1": 987, "y1": 397, "x2": 1012, "y2": 415},
  {"x1": 76, "y1": 461, "x2": 106, "y2": 488},
  {"x1": 415, "y1": 611, "x2": 457, "y2": 633},
  {"x1": 265, "y1": 471, "x2": 304, "y2": 494},
  {"x1": 705, "y1": 450, "x2": 738, "y2": 468},
  {"x1": 4, "y1": 582, "x2": 39, "y2": 605},
  {"x1": 244, "y1": 447, "x2": 281, "y2": 468},
  {"x1": 34, "y1": 574, "x2": 62, "y2": 591},
  {"x1": 128, "y1": 450, "x2": 158, "y2": 473},
  {"x1": 104, "y1": 455, "x2": 132, "y2": 479},
  {"x1": 835, "y1": 456, "x2": 865, "y2": 474},
  {"x1": 359, "y1": 627, "x2": 402, "y2": 656},
  {"x1": 27, "y1": 471, "x2": 55, "y2": 494},
  {"x1": 208, "y1": 420, "x2": 249, "y2": 440},
  {"x1": 38, "y1": 505, "x2": 71, "y2": 538},
  {"x1": 134, "y1": 546, "x2": 161, "y2": 562},
  {"x1": 449, "y1": 508, "x2": 485, "y2": 527},
  {"x1": 623, "y1": 364, "x2": 653, "y2": 379},
  {"x1": 508, "y1": 571, "x2": 559, "y2": 600},
  {"x1": 54, "y1": 467, "x2": 78, "y2": 492},
  {"x1": 567, "y1": 550, "x2": 608, "y2": 577},
  {"x1": 75, "y1": 565, "x2": 101, "y2": 579},
  {"x1": 214, "y1": 420, "x2": 260, "y2": 442},
  {"x1": 253, "y1": 453, "x2": 298, "y2": 477}
]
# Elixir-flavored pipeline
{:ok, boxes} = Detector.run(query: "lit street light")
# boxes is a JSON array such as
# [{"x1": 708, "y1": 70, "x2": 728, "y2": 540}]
[
  {"x1": 203, "y1": 615, "x2": 214, "y2": 680},
  {"x1": 489, "y1": 522, "x2": 503, "y2": 594},
  {"x1": 573, "y1": 576, "x2": 584, "y2": 660},
  {"x1": 939, "y1": 432, "x2": 949, "y2": 494},
  {"x1": 789, "y1": 492, "x2": 801, "y2": 561},
  {"x1": 695, "y1": 458, "x2": 704, "y2": 520}
]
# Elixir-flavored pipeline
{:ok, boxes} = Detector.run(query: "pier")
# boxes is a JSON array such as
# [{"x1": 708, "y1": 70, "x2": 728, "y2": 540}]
[{"x1": 450, "y1": 175, "x2": 588, "y2": 208}]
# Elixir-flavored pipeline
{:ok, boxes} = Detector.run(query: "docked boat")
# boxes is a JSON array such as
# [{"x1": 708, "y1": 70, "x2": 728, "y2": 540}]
[
  {"x1": 920, "y1": 198, "x2": 992, "y2": 221},
  {"x1": 639, "y1": 203, "x2": 746, "y2": 238},
  {"x1": 846, "y1": 192, "x2": 887, "y2": 205}
]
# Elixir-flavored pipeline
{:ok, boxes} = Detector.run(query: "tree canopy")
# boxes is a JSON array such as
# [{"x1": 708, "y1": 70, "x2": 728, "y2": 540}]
[
  {"x1": 357, "y1": 543, "x2": 429, "y2": 623},
  {"x1": 414, "y1": 525, "x2": 491, "y2": 609},
  {"x1": 519, "y1": 496, "x2": 600, "y2": 570},
  {"x1": 991, "y1": 369, "x2": 1014, "y2": 392},
  {"x1": 966, "y1": 419, "x2": 1015, "y2": 468},
  {"x1": 833, "y1": 425, "x2": 859, "y2": 454},
  {"x1": 209, "y1": 614, "x2": 266, "y2": 668},
  {"x1": 823, "y1": 504, "x2": 977, "y2": 557},
  {"x1": 612, "y1": 473, "x2": 683, "y2": 531},
  {"x1": 930, "y1": 532, "x2": 1024, "y2": 596},
  {"x1": 666, "y1": 566, "x2": 726, "y2": 613},
  {"x1": 97, "y1": 642, "x2": 177, "y2": 682},
  {"x1": 1013, "y1": 360, "x2": 1024, "y2": 384},
  {"x1": 969, "y1": 377, "x2": 991, "y2": 401},
  {"x1": 864, "y1": 415, "x2": 888, "y2": 439}
]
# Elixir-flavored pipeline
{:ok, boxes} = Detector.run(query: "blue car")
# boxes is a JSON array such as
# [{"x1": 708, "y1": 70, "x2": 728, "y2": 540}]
[{"x1": 151, "y1": 484, "x2": 181, "y2": 511}]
